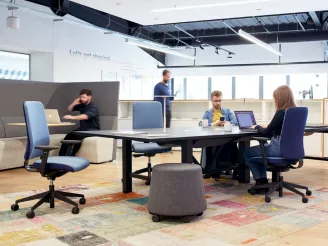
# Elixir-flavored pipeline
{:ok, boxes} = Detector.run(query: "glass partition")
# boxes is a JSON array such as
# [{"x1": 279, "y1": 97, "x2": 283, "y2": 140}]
[
  {"x1": 186, "y1": 76, "x2": 209, "y2": 100},
  {"x1": 235, "y1": 75, "x2": 260, "y2": 99},
  {"x1": 212, "y1": 76, "x2": 233, "y2": 99},
  {"x1": 263, "y1": 75, "x2": 287, "y2": 99},
  {"x1": 290, "y1": 74, "x2": 328, "y2": 99}
]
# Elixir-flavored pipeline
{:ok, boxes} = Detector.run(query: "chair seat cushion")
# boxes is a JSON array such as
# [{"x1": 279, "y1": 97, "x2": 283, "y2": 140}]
[
  {"x1": 132, "y1": 143, "x2": 171, "y2": 154},
  {"x1": 250, "y1": 156, "x2": 298, "y2": 166},
  {"x1": 33, "y1": 156, "x2": 90, "y2": 172}
]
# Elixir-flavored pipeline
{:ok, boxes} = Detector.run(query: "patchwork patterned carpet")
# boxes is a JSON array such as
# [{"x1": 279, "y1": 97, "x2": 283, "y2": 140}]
[{"x1": 1, "y1": 178, "x2": 328, "y2": 246}]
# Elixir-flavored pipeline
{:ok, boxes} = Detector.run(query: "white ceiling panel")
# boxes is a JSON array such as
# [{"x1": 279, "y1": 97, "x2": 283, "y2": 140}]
[{"x1": 72, "y1": 0, "x2": 328, "y2": 25}]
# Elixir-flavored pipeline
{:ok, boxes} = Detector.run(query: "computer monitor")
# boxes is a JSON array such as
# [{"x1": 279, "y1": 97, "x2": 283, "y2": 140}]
[{"x1": 235, "y1": 111, "x2": 257, "y2": 129}]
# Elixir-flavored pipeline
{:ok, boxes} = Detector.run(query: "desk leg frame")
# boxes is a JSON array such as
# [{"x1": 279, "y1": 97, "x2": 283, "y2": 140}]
[
  {"x1": 181, "y1": 140, "x2": 193, "y2": 163},
  {"x1": 122, "y1": 139, "x2": 132, "y2": 193},
  {"x1": 238, "y1": 140, "x2": 251, "y2": 184}
]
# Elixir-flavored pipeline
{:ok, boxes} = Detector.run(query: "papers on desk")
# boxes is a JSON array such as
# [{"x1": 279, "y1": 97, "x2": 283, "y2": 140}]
[{"x1": 112, "y1": 131, "x2": 146, "y2": 135}]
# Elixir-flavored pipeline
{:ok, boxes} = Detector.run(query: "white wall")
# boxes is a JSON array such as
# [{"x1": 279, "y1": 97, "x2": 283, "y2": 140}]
[
  {"x1": 0, "y1": 1, "x2": 160, "y2": 82},
  {"x1": 166, "y1": 42, "x2": 328, "y2": 76}
]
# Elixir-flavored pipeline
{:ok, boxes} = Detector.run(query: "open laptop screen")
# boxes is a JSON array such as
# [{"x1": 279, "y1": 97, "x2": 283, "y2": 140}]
[{"x1": 235, "y1": 111, "x2": 257, "y2": 129}]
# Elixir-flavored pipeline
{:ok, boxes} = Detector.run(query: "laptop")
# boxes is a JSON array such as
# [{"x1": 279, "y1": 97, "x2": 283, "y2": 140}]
[
  {"x1": 45, "y1": 109, "x2": 62, "y2": 124},
  {"x1": 235, "y1": 111, "x2": 258, "y2": 132}
]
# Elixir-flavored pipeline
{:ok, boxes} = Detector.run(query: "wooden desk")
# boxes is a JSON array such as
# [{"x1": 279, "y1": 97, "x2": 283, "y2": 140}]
[{"x1": 8, "y1": 122, "x2": 76, "y2": 127}]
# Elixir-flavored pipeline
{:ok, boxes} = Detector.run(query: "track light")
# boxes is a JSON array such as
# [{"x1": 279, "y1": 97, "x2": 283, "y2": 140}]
[
  {"x1": 227, "y1": 52, "x2": 233, "y2": 58},
  {"x1": 215, "y1": 48, "x2": 219, "y2": 55},
  {"x1": 199, "y1": 44, "x2": 204, "y2": 50}
]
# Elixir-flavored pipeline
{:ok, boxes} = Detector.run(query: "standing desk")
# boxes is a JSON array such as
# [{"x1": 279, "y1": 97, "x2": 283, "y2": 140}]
[{"x1": 77, "y1": 127, "x2": 256, "y2": 193}]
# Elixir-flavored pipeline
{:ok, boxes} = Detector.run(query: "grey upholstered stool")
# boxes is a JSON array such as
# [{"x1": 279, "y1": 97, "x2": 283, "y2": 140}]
[{"x1": 148, "y1": 163, "x2": 207, "y2": 223}]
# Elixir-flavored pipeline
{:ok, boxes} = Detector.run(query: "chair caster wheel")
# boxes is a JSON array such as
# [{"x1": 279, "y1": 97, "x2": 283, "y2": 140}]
[
  {"x1": 306, "y1": 190, "x2": 312, "y2": 196},
  {"x1": 152, "y1": 215, "x2": 161, "y2": 222},
  {"x1": 182, "y1": 215, "x2": 192, "y2": 223},
  {"x1": 11, "y1": 204, "x2": 19, "y2": 211},
  {"x1": 302, "y1": 197, "x2": 309, "y2": 203},
  {"x1": 26, "y1": 211, "x2": 35, "y2": 219},
  {"x1": 265, "y1": 196, "x2": 271, "y2": 203},
  {"x1": 79, "y1": 197, "x2": 86, "y2": 205},
  {"x1": 197, "y1": 212, "x2": 203, "y2": 216},
  {"x1": 145, "y1": 180, "x2": 151, "y2": 186},
  {"x1": 72, "y1": 207, "x2": 80, "y2": 214},
  {"x1": 248, "y1": 189, "x2": 256, "y2": 195}
]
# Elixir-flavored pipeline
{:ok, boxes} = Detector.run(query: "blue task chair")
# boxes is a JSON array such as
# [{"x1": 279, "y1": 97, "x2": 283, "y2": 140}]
[
  {"x1": 131, "y1": 102, "x2": 171, "y2": 185},
  {"x1": 11, "y1": 102, "x2": 90, "y2": 219},
  {"x1": 249, "y1": 107, "x2": 312, "y2": 203}
]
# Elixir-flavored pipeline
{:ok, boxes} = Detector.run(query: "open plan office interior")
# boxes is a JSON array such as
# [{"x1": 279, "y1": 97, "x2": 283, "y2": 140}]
[{"x1": 1, "y1": 0, "x2": 328, "y2": 245}]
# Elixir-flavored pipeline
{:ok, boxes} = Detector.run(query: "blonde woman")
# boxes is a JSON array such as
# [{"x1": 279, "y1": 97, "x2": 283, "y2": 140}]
[{"x1": 244, "y1": 85, "x2": 296, "y2": 193}]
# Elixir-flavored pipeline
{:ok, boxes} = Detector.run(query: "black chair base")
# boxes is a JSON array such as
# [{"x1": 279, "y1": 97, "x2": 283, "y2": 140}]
[
  {"x1": 249, "y1": 176, "x2": 312, "y2": 203},
  {"x1": 11, "y1": 181, "x2": 86, "y2": 219},
  {"x1": 132, "y1": 155, "x2": 153, "y2": 185}
]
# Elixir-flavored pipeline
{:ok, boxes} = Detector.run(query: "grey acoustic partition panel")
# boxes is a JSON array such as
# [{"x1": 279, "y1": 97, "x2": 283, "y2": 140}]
[{"x1": 0, "y1": 80, "x2": 120, "y2": 159}]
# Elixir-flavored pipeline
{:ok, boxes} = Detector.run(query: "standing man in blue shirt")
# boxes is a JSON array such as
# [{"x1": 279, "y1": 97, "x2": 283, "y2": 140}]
[{"x1": 154, "y1": 70, "x2": 173, "y2": 128}]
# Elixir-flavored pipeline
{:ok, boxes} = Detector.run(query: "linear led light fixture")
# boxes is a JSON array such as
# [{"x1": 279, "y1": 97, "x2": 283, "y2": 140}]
[
  {"x1": 150, "y1": 0, "x2": 273, "y2": 12},
  {"x1": 126, "y1": 39, "x2": 196, "y2": 60},
  {"x1": 238, "y1": 29, "x2": 282, "y2": 56}
]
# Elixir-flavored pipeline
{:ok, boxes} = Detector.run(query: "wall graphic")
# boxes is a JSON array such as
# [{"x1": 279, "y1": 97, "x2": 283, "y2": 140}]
[{"x1": 0, "y1": 51, "x2": 30, "y2": 81}]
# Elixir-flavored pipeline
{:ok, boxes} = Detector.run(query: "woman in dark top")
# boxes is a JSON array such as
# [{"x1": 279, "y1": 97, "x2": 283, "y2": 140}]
[{"x1": 244, "y1": 85, "x2": 296, "y2": 192}]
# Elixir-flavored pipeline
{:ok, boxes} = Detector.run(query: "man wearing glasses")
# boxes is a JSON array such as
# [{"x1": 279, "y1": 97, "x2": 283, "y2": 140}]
[
  {"x1": 201, "y1": 90, "x2": 238, "y2": 179},
  {"x1": 202, "y1": 90, "x2": 237, "y2": 126}
]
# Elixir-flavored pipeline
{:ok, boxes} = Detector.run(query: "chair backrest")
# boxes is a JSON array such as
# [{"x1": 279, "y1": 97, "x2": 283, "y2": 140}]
[
  {"x1": 280, "y1": 107, "x2": 308, "y2": 160},
  {"x1": 24, "y1": 101, "x2": 50, "y2": 160},
  {"x1": 133, "y1": 102, "x2": 163, "y2": 129}
]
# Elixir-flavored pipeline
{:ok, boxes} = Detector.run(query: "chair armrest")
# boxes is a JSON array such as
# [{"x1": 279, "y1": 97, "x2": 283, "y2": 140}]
[
  {"x1": 35, "y1": 145, "x2": 59, "y2": 151},
  {"x1": 253, "y1": 137, "x2": 270, "y2": 142},
  {"x1": 253, "y1": 138, "x2": 269, "y2": 168},
  {"x1": 60, "y1": 140, "x2": 82, "y2": 145},
  {"x1": 35, "y1": 145, "x2": 59, "y2": 176}
]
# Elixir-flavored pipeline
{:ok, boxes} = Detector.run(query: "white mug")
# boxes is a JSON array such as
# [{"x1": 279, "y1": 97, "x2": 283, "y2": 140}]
[
  {"x1": 224, "y1": 122, "x2": 232, "y2": 132},
  {"x1": 202, "y1": 119, "x2": 209, "y2": 128}
]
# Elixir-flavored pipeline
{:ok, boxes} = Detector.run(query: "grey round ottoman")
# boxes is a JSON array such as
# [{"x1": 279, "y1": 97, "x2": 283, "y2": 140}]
[{"x1": 148, "y1": 163, "x2": 207, "y2": 223}]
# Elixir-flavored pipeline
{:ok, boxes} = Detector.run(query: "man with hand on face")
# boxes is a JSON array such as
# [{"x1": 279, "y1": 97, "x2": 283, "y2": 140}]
[
  {"x1": 59, "y1": 89, "x2": 100, "y2": 156},
  {"x1": 201, "y1": 90, "x2": 238, "y2": 180}
]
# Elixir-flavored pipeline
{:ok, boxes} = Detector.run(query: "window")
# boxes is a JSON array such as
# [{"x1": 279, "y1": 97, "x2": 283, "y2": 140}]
[
  {"x1": 263, "y1": 75, "x2": 287, "y2": 99},
  {"x1": 235, "y1": 75, "x2": 259, "y2": 99},
  {"x1": 0, "y1": 51, "x2": 30, "y2": 80},
  {"x1": 290, "y1": 74, "x2": 328, "y2": 100},
  {"x1": 211, "y1": 76, "x2": 233, "y2": 99},
  {"x1": 186, "y1": 76, "x2": 209, "y2": 100},
  {"x1": 173, "y1": 77, "x2": 185, "y2": 100},
  {"x1": 141, "y1": 76, "x2": 154, "y2": 100}
]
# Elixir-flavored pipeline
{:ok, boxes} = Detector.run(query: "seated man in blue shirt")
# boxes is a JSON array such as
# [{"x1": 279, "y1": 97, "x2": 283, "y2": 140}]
[
  {"x1": 201, "y1": 90, "x2": 238, "y2": 179},
  {"x1": 203, "y1": 90, "x2": 237, "y2": 126}
]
